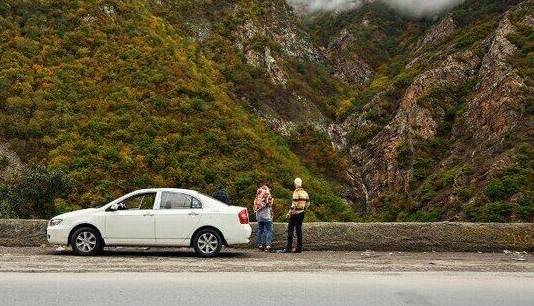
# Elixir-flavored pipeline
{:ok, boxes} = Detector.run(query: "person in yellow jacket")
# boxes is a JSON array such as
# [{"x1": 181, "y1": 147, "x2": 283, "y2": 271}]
[{"x1": 282, "y1": 177, "x2": 309, "y2": 253}]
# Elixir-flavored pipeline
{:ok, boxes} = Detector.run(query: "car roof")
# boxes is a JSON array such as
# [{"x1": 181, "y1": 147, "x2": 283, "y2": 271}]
[{"x1": 134, "y1": 188, "x2": 200, "y2": 194}]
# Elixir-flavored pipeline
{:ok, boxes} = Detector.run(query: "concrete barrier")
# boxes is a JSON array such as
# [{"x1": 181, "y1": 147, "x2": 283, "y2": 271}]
[{"x1": 0, "y1": 219, "x2": 532, "y2": 251}]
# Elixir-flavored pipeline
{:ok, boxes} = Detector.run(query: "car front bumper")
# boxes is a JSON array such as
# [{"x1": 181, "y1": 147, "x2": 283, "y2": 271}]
[{"x1": 47, "y1": 225, "x2": 70, "y2": 245}]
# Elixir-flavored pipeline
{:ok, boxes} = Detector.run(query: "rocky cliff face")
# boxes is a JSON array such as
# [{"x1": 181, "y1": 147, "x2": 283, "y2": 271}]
[
  {"x1": 230, "y1": 1, "x2": 329, "y2": 134},
  {"x1": 415, "y1": 16, "x2": 456, "y2": 52},
  {"x1": 350, "y1": 50, "x2": 481, "y2": 211},
  {"x1": 465, "y1": 15, "x2": 526, "y2": 142},
  {"x1": 152, "y1": 0, "x2": 533, "y2": 221},
  {"x1": 326, "y1": 29, "x2": 374, "y2": 86},
  {"x1": 305, "y1": 0, "x2": 533, "y2": 221}
]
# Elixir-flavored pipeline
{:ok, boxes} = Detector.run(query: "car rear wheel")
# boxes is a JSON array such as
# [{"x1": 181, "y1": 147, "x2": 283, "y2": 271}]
[
  {"x1": 193, "y1": 229, "x2": 222, "y2": 257},
  {"x1": 71, "y1": 227, "x2": 103, "y2": 256}
]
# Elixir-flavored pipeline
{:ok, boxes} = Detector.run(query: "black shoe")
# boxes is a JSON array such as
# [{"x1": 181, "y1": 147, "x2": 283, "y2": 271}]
[
  {"x1": 294, "y1": 249, "x2": 302, "y2": 253},
  {"x1": 280, "y1": 249, "x2": 293, "y2": 253}
]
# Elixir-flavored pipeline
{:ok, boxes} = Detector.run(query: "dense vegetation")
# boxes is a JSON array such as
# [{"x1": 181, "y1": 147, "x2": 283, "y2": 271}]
[{"x1": 0, "y1": 0, "x2": 355, "y2": 221}]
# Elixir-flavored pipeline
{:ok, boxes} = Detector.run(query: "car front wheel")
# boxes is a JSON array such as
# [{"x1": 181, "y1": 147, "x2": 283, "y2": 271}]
[
  {"x1": 193, "y1": 229, "x2": 222, "y2": 257},
  {"x1": 70, "y1": 227, "x2": 103, "y2": 256}
]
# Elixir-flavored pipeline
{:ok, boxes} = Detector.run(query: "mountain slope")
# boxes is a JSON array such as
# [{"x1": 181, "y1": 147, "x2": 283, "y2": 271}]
[
  {"x1": 0, "y1": 0, "x2": 532, "y2": 222},
  {"x1": 313, "y1": 0, "x2": 533, "y2": 221},
  {"x1": 0, "y1": 0, "x2": 355, "y2": 220}
]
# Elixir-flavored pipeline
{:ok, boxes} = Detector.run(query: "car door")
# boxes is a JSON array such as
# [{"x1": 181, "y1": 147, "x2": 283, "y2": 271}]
[
  {"x1": 104, "y1": 192, "x2": 157, "y2": 245},
  {"x1": 154, "y1": 191, "x2": 203, "y2": 245}
]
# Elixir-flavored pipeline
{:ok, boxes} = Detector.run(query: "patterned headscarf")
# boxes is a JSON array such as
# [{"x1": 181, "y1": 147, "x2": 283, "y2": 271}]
[{"x1": 254, "y1": 185, "x2": 273, "y2": 212}]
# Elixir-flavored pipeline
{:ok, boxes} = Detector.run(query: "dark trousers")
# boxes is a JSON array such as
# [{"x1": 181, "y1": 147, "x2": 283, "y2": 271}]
[{"x1": 287, "y1": 213, "x2": 304, "y2": 251}]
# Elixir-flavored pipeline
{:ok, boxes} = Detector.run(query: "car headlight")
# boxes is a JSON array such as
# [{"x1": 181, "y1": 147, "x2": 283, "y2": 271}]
[{"x1": 49, "y1": 219, "x2": 63, "y2": 227}]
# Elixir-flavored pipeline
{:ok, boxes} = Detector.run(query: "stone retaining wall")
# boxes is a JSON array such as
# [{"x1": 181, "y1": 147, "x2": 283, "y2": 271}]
[
  {"x1": 249, "y1": 222, "x2": 534, "y2": 251},
  {"x1": 0, "y1": 219, "x2": 49, "y2": 247},
  {"x1": 0, "y1": 220, "x2": 532, "y2": 251}
]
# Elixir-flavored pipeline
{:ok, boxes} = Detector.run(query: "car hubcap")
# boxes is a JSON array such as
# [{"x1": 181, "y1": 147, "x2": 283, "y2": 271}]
[
  {"x1": 197, "y1": 233, "x2": 218, "y2": 254},
  {"x1": 75, "y1": 232, "x2": 96, "y2": 253}
]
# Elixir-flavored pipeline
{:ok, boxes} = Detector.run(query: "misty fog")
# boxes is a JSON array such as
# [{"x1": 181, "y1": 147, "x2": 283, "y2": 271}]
[{"x1": 288, "y1": 0, "x2": 466, "y2": 17}]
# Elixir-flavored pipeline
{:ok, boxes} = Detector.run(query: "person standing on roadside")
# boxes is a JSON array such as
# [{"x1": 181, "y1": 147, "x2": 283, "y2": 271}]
[
  {"x1": 254, "y1": 183, "x2": 274, "y2": 252},
  {"x1": 212, "y1": 185, "x2": 230, "y2": 205},
  {"x1": 282, "y1": 178, "x2": 309, "y2": 253}
]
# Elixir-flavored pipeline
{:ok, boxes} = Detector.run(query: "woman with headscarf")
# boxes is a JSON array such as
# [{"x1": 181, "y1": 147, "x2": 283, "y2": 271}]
[{"x1": 254, "y1": 183, "x2": 274, "y2": 252}]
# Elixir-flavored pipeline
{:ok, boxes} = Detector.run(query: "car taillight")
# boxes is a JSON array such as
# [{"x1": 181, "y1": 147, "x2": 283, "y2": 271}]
[{"x1": 238, "y1": 209, "x2": 249, "y2": 224}]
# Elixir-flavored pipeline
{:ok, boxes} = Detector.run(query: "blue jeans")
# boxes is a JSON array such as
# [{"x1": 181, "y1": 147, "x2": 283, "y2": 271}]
[{"x1": 256, "y1": 220, "x2": 273, "y2": 247}]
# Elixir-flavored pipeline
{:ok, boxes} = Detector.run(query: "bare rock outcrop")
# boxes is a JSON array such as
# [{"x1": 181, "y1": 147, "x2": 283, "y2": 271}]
[
  {"x1": 327, "y1": 29, "x2": 374, "y2": 86},
  {"x1": 231, "y1": 2, "x2": 329, "y2": 131},
  {"x1": 235, "y1": 4, "x2": 321, "y2": 72},
  {"x1": 348, "y1": 51, "x2": 481, "y2": 210},
  {"x1": 416, "y1": 16, "x2": 456, "y2": 52},
  {"x1": 332, "y1": 55, "x2": 374, "y2": 86},
  {"x1": 465, "y1": 16, "x2": 527, "y2": 142}
]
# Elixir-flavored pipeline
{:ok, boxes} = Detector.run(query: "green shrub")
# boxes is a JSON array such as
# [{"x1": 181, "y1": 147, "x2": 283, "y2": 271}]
[
  {"x1": 413, "y1": 158, "x2": 433, "y2": 180},
  {"x1": 453, "y1": 20, "x2": 496, "y2": 50},
  {"x1": 452, "y1": 0, "x2": 521, "y2": 26},
  {"x1": 463, "y1": 203, "x2": 480, "y2": 222},
  {"x1": 396, "y1": 143, "x2": 412, "y2": 170},
  {"x1": 485, "y1": 176, "x2": 521, "y2": 201},
  {"x1": 485, "y1": 179, "x2": 507, "y2": 201},
  {"x1": 406, "y1": 208, "x2": 443, "y2": 222},
  {"x1": 418, "y1": 181, "x2": 436, "y2": 204},
  {"x1": 349, "y1": 126, "x2": 380, "y2": 145},
  {"x1": 517, "y1": 193, "x2": 534, "y2": 221},
  {"x1": 458, "y1": 187, "x2": 475, "y2": 201},
  {"x1": 377, "y1": 200, "x2": 401, "y2": 222},
  {"x1": 53, "y1": 198, "x2": 82, "y2": 215},
  {"x1": 377, "y1": 192, "x2": 415, "y2": 222},
  {"x1": 482, "y1": 202, "x2": 514, "y2": 223},
  {"x1": 464, "y1": 201, "x2": 514, "y2": 222},
  {"x1": 436, "y1": 168, "x2": 457, "y2": 189},
  {"x1": 0, "y1": 186, "x2": 17, "y2": 218},
  {"x1": 0, "y1": 166, "x2": 74, "y2": 219},
  {"x1": 0, "y1": 156, "x2": 9, "y2": 170},
  {"x1": 392, "y1": 69, "x2": 418, "y2": 90}
]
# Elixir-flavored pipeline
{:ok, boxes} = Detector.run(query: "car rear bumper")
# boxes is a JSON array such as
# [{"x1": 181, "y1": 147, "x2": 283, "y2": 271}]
[
  {"x1": 226, "y1": 224, "x2": 252, "y2": 245},
  {"x1": 47, "y1": 226, "x2": 69, "y2": 245}
]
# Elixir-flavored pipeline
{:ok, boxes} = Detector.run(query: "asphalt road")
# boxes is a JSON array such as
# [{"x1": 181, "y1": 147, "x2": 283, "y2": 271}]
[{"x1": 2, "y1": 272, "x2": 533, "y2": 306}]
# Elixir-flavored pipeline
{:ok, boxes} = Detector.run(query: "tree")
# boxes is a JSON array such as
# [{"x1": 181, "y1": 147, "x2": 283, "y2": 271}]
[{"x1": 0, "y1": 166, "x2": 74, "y2": 219}]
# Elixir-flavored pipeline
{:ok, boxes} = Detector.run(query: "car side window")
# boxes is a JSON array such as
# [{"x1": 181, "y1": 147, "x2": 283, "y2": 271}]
[
  {"x1": 119, "y1": 193, "x2": 156, "y2": 210},
  {"x1": 191, "y1": 197, "x2": 202, "y2": 209},
  {"x1": 139, "y1": 193, "x2": 156, "y2": 210},
  {"x1": 160, "y1": 192, "x2": 191, "y2": 209}
]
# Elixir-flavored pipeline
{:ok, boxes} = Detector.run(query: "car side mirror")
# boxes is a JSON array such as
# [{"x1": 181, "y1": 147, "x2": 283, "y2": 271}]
[{"x1": 108, "y1": 203, "x2": 119, "y2": 211}]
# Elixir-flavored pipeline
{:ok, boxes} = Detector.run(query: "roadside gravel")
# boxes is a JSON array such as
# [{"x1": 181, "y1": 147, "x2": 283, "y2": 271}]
[{"x1": 0, "y1": 247, "x2": 532, "y2": 273}]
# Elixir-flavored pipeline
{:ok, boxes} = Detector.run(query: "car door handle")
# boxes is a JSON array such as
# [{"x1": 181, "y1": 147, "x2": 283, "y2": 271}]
[
  {"x1": 143, "y1": 213, "x2": 154, "y2": 217},
  {"x1": 188, "y1": 212, "x2": 199, "y2": 216}
]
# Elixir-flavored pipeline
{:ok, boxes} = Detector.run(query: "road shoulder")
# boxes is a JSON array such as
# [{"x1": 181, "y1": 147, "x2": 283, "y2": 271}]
[{"x1": 0, "y1": 247, "x2": 532, "y2": 273}]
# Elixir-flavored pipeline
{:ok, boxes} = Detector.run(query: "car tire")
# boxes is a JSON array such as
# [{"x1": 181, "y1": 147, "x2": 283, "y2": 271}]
[
  {"x1": 193, "y1": 229, "x2": 223, "y2": 257},
  {"x1": 70, "y1": 227, "x2": 103, "y2": 256}
]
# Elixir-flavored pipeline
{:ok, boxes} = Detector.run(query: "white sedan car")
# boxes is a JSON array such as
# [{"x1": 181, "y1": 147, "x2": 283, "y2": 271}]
[{"x1": 47, "y1": 188, "x2": 251, "y2": 257}]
